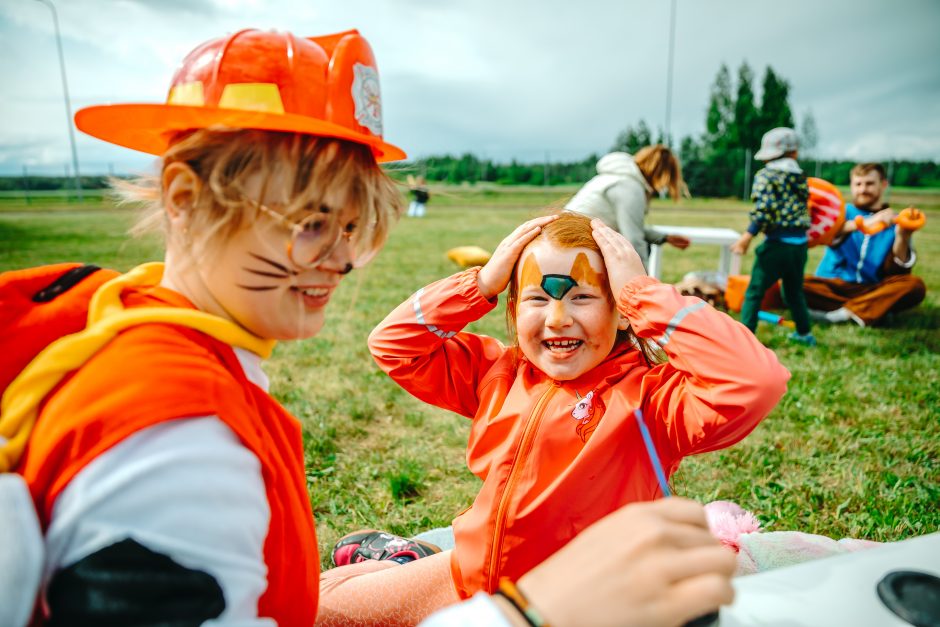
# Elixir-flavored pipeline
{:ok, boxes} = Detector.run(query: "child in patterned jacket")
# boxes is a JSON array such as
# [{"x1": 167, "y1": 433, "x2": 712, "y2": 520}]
[{"x1": 731, "y1": 127, "x2": 816, "y2": 346}]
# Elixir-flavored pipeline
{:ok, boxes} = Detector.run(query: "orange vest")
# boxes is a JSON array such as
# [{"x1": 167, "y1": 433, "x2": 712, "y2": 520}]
[{"x1": 17, "y1": 286, "x2": 319, "y2": 626}]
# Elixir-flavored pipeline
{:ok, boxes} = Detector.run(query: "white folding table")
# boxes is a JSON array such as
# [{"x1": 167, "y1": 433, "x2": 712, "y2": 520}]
[{"x1": 647, "y1": 225, "x2": 743, "y2": 279}]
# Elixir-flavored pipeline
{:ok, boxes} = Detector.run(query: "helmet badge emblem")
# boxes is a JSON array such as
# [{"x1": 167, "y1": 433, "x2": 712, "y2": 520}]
[{"x1": 351, "y1": 63, "x2": 383, "y2": 136}]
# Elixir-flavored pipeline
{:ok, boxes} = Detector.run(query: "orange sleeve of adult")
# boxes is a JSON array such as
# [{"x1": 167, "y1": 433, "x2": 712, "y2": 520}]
[
  {"x1": 368, "y1": 268, "x2": 508, "y2": 418},
  {"x1": 618, "y1": 276, "x2": 790, "y2": 462}
]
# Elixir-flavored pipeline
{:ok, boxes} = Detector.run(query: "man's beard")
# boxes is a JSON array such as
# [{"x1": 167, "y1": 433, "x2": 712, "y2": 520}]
[{"x1": 853, "y1": 194, "x2": 882, "y2": 211}]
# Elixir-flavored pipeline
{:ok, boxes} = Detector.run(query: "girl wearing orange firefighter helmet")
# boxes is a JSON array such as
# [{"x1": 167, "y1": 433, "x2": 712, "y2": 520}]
[{"x1": 4, "y1": 28, "x2": 400, "y2": 626}]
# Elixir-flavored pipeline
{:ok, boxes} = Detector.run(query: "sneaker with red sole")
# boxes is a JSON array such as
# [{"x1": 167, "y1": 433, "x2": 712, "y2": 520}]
[{"x1": 331, "y1": 529, "x2": 441, "y2": 567}]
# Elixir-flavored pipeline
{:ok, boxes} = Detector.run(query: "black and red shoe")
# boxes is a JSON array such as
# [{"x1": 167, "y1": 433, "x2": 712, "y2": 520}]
[{"x1": 331, "y1": 530, "x2": 441, "y2": 567}]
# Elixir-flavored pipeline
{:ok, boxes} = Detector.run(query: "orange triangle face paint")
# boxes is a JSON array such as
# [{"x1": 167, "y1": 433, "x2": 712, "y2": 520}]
[
  {"x1": 519, "y1": 251, "x2": 608, "y2": 300},
  {"x1": 519, "y1": 253, "x2": 543, "y2": 292},
  {"x1": 569, "y1": 252, "x2": 607, "y2": 292}
]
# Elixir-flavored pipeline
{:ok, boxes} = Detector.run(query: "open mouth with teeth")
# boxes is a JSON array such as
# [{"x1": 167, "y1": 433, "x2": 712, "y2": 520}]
[
  {"x1": 291, "y1": 286, "x2": 330, "y2": 298},
  {"x1": 542, "y1": 338, "x2": 584, "y2": 353},
  {"x1": 290, "y1": 285, "x2": 333, "y2": 309}
]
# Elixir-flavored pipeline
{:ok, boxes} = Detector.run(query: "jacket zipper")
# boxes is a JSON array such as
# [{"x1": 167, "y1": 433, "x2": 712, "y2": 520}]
[{"x1": 485, "y1": 381, "x2": 559, "y2": 591}]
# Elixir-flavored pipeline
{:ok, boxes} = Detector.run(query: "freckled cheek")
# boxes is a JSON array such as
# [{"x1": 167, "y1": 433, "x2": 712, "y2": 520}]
[
  {"x1": 516, "y1": 309, "x2": 546, "y2": 333},
  {"x1": 585, "y1": 316, "x2": 619, "y2": 351}
]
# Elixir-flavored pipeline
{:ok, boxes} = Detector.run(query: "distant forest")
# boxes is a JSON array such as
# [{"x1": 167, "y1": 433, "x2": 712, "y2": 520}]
[
  {"x1": 388, "y1": 62, "x2": 939, "y2": 194},
  {"x1": 4, "y1": 156, "x2": 938, "y2": 196},
  {"x1": 4, "y1": 63, "x2": 938, "y2": 196},
  {"x1": 382, "y1": 153, "x2": 940, "y2": 192}
]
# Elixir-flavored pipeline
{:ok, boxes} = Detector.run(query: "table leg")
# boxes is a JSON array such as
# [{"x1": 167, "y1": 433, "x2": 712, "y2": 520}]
[
  {"x1": 719, "y1": 246, "x2": 730, "y2": 277},
  {"x1": 648, "y1": 244, "x2": 663, "y2": 279}
]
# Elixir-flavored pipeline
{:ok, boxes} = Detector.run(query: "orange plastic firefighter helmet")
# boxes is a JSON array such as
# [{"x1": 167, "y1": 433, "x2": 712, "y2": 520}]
[{"x1": 75, "y1": 28, "x2": 405, "y2": 162}]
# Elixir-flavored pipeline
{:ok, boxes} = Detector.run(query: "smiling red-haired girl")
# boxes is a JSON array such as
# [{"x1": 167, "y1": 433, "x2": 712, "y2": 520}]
[{"x1": 317, "y1": 211, "x2": 789, "y2": 624}]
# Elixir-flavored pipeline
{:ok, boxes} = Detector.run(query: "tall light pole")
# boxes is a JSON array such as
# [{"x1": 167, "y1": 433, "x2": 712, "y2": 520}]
[
  {"x1": 664, "y1": 0, "x2": 677, "y2": 148},
  {"x1": 34, "y1": 0, "x2": 83, "y2": 201}
]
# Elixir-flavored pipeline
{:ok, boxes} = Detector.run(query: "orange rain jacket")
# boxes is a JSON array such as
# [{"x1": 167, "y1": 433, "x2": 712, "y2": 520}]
[{"x1": 369, "y1": 269, "x2": 789, "y2": 597}]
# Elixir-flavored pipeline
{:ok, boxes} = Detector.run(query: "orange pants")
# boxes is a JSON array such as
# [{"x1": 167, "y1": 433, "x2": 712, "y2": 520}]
[
  {"x1": 316, "y1": 550, "x2": 460, "y2": 626},
  {"x1": 803, "y1": 274, "x2": 926, "y2": 325}
]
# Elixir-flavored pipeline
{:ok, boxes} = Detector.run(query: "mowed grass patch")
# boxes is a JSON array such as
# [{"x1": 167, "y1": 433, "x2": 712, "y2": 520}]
[
  {"x1": 0, "y1": 201, "x2": 162, "y2": 271},
  {"x1": 2, "y1": 188, "x2": 937, "y2": 569}
]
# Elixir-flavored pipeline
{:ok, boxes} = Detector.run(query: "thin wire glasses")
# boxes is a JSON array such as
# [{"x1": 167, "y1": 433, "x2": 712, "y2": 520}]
[{"x1": 255, "y1": 203, "x2": 378, "y2": 269}]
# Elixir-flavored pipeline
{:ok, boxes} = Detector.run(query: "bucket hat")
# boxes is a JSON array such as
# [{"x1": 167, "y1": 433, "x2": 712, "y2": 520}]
[
  {"x1": 75, "y1": 28, "x2": 405, "y2": 162},
  {"x1": 754, "y1": 127, "x2": 799, "y2": 161}
]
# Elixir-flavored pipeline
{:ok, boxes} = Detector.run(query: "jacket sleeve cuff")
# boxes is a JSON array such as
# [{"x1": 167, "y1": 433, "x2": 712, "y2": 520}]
[
  {"x1": 646, "y1": 229, "x2": 668, "y2": 245},
  {"x1": 617, "y1": 275, "x2": 661, "y2": 315},
  {"x1": 457, "y1": 266, "x2": 499, "y2": 309},
  {"x1": 893, "y1": 249, "x2": 916, "y2": 269},
  {"x1": 746, "y1": 221, "x2": 761, "y2": 236}
]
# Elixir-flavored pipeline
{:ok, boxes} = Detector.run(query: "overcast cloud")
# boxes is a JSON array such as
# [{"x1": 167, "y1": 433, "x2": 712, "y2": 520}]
[{"x1": 1, "y1": 0, "x2": 938, "y2": 175}]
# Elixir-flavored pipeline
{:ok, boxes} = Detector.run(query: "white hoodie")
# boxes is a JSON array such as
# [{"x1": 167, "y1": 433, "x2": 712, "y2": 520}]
[{"x1": 565, "y1": 152, "x2": 665, "y2": 267}]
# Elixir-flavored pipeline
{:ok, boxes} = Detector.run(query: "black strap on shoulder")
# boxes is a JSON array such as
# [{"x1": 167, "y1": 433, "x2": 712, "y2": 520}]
[
  {"x1": 33, "y1": 265, "x2": 102, "y2": 303},
  {"x1": 46, "y1": 538, "x2": 226, "y2": 626}
]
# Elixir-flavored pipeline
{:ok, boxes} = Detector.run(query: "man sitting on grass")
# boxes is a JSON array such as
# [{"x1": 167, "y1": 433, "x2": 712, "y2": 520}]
[{"x1": 803, "y1": 162, "x2": 926, "y2": 326}]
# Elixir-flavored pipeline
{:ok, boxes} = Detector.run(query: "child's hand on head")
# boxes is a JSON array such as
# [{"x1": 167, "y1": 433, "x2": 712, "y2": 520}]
[
  {"x1": 590, "y1": 219, "x2": 647, "y2": 297},
  {"x1": 477, "y1": 215, "x2": 559, "y2": 300}
]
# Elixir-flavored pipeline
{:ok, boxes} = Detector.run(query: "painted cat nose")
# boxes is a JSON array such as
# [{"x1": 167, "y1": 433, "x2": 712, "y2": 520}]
[{"x1": 546, "y1": 301, "x2": 572, "y2": 327}]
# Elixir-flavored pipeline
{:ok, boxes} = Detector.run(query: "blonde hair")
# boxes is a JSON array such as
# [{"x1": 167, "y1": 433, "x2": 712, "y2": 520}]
[
  {"x1": 634, "y1": 144, "x2": 686, "y2": 200},
  {"x1": 850, "y1": 162, "x2": 887, "y2": 182},
  {"x1": 505, "y1": 212, "x2": 663, "y2": 366},
  {"x1": 117, "y1": 128, "x2": 404, "y2": 260}
]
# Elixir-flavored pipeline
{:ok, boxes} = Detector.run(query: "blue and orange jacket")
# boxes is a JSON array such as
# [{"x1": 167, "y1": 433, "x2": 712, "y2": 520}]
[
  {"x1": 815, "y1": 203, "x2": 909, "y2": 284},
  {"x1": 369, "y1": 268, "x2": 789, "y2": 597}
]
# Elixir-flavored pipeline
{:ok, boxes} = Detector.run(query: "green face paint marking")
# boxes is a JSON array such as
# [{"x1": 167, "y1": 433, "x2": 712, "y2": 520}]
[{"x1": 541, "y1": 274, "x2": 578, "y2": 300}]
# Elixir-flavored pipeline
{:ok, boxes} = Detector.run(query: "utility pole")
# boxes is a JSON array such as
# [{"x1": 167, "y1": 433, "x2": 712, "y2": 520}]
[
  {"x1": 742, "y1": 148, "x2": 752, "y2": 200},
  {"x1": 23, "y1": 165, "x2": 31, "y2": 205},
  {"x1": 664, "y1": 0, "x2": 677, "y2": 147},
  {"x1": 544, "y1": 151, "x2": 550, "y2": 186},
  {"x1": 35, "y1": 0, "x2": 83, "y2": 201}
]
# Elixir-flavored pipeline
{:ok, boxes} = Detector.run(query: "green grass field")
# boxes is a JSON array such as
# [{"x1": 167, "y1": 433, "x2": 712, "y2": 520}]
[{"x1": 2, "y1": 186, "x2": 937, "y2": 567}]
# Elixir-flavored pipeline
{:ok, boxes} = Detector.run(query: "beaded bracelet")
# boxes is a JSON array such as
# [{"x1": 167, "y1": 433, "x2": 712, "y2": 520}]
[{"x1": 496, "y1": 578, "x2": 551, "y2": 627}]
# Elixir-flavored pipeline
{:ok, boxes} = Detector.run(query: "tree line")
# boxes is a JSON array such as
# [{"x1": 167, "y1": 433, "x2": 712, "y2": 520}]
[
  {"x1": 3, "y1": 62, "x2": 938, "y2": 195},
  {"x1": 4, "y1": 156, "x2": 938, "y2": 195},
  {"x1": 390, "y1": 62, "x2": 939, "y2": 194}
]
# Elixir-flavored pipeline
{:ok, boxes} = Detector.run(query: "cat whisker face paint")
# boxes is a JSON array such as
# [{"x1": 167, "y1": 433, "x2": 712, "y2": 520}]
[
  {"x1": 235, "y1": 252, "x2": 299, "y2": 292},
  {"x1": 515, "y1": 242, "x2": 621, "y2": 381},
  {"x1": 198, "y1": 205, "x2": 343, "y2": 341},
  {"x1": 244, "y1": 269, "x2": 294, "y2": 279},
  {"x1": 177, "y1": 150, "x2": 372, "y2": 343},
  {"x1": 236, "y1": 284, "x2": 280, "y2": 292},
  {"x1": 248, "y1": 252, "x2": 298, "y2": 277}
]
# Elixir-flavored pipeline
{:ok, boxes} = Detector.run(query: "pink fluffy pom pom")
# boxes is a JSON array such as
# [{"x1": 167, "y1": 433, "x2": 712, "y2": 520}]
[{"x1": 704, "y1": 500, "x2": 761, "y2": 552}]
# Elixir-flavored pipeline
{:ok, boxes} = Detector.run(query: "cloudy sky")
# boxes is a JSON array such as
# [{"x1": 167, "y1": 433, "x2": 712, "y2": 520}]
[{"x1": 1, "y1": 0, "x2": 938, "y2": 175}]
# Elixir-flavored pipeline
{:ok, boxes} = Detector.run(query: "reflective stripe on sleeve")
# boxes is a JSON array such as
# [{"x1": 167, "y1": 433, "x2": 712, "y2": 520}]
[
  {"x1": 413, "y1": 288, "x2": 457, "y2": 339},
  {"x1": 656, "y1": 300, "x2": 707, "y2": 347}
]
